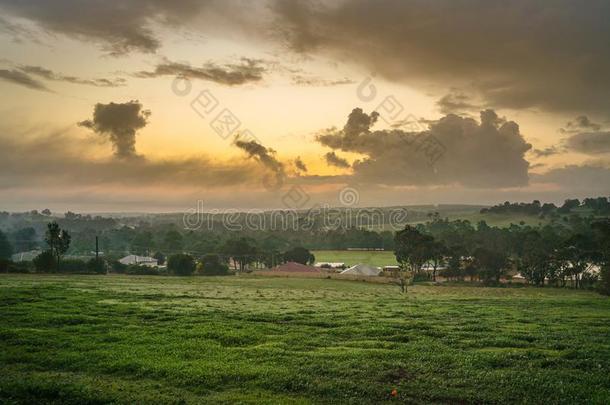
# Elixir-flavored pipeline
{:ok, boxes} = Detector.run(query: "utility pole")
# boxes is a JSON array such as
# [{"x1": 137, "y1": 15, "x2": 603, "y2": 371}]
[{"x1": 95, "y1": 236, "x2": 99, "y2": 261}]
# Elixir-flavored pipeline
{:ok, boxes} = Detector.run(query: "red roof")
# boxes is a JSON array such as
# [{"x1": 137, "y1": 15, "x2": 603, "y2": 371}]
[{"x1": 271, "y1": 262, "x2": 320, "y2": 273}]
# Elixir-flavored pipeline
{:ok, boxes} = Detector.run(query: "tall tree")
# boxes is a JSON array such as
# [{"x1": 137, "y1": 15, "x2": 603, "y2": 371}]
[
  {"x1": 45, "y1": 222, "x2": 71, "y2": 271},
  {"x1": 0, "y1": 230, "x2": 13, "y2": 260}
]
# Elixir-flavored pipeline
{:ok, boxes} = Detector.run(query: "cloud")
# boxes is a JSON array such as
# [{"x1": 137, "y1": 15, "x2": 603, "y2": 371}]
[
  {"x1": 565, "y1": 132, "x2": 610, "y2": 155},
  {"x1": 557, "y1": 116, "x2": 610, "y2": 155},
  {"x1": 324, "y1": 151, "x2": 350, "y2": 168},
  {"x1": 233, "y1": 138, "x2": 286, "y2": 187},
  {"x1": 533, "y1": 163, "x2": 610, "y2": 193},
  {"x1": 20, "y1": 65, "x2": 126, "y2": 87},
  {"x1": 0, "y1": 129, "x2": 268, "y2": 192},
  {"x1": 317, "y1": 108, "x2": 531, "y2": 188},
  {"x1": 0, "y1": 1, "x2": 219, "y2": 55},
  {"x1": 272, "y1": 0, "x2": 610, "y2": 115},
  {"x1": 0, "y1": 68, "x2": 50, "y2": 91},
  {"x1": 531, "y1": 146, "x2": 561, "y2": 158},
  {"x1": 291, "y1": 75, "x2": 354, "y2": 87},
  {"x1": 294, "y1": 156, "x2": 307, "y2": 173},
  {"x1": 560, "y1": 115, "x2": 602, "y2": 134},
  {"x1": 436, "y1": 91, "x2": 480, "y2": 115},
  {"x1": 79, "y1": 101, "x2": 150, "y2": 159},
  {"x1": 134, "y1": 58, "x2": 266, "y2": 86}
]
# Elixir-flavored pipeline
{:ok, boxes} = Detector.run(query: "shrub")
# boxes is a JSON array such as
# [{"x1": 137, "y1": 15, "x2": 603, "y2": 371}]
[
  {"x1": 0, "y1": 260, "x2": 32, "y2": 273},
  {"x1": 168, "y1": 254, "x2": 195, "y2": 276},
  {"x1": 33, "y1": 250, "x2": 56, "y2": 273},
  {"x1": 110, "y1": 260, "x2": 127, "y2": 274},
  {"x1": 125, "y1": 265, "x2": 163, "y2": 276},
  {"x1": 199, "y1": 254, "x2": 229, "y2": 276},
  {"x1": 57, "y1": 259, "x2": 89, "y2": 274},
  {"x1": 87, "y1": 258, "x2": 107, "y2": 274}
]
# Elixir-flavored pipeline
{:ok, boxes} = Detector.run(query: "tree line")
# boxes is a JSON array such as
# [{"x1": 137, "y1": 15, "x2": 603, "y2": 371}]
[{"x1": 394, "y1": 215, "x2": 610, "y2": 295}]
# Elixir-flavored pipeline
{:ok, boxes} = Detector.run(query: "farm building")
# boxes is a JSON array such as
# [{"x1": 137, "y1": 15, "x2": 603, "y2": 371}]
[
  {"x1": 271, "y1": 262, "x2": 320, "y2": 273},
  {"x1": 340, "y1": 264, "x2": 382, "y2": 276},
  {"x1": 119, "y1": 255, "x2": 158, "y2": 267},
  {"x1": 314, "y1": 262, "x2": 345, "y2": 269}
]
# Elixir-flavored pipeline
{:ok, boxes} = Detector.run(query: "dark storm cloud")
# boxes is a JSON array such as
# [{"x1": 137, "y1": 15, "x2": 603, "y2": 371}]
[
  {"x1": 233, "y1": 138, "x2": 286, "y2": 185},
  {"x1": 317, "y1": 108, "x2": 531, "y2": 188},
  {"x1": 134, "y1": 58, "x2": 265, "y2": 86},
  {"x1": 20, "y1": 65, "x2": 126, "y2": 87},
  {"x1": 0, "y1": 68, "x2": 50, "y2": 91},
  {"x1": 324, "y1": 151, "x2": 350, "y2": 169},
  {"x1": 0, "y1": 0, "x2": 212, "y2": 55},
  {"x1": 79, "y1": 101, "x2": 150, "y2": 159},
  {"x1": 273, "y1": 0, "x2": 610, "y2": 115}
]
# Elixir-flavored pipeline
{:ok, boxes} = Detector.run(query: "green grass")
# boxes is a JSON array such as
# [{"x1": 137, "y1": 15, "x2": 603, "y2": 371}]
[
  {"x1": 1, "y1": 275, "x2": 609, "y2": 404},
  {"x1": 312, "y1": 250, "x2": 397, "y2": 267}
]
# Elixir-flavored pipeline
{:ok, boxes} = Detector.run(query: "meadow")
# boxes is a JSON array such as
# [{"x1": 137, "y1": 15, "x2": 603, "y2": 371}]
[
  {"x1": 312, "y1": 250, "x2": 397, "y2": 267},
  {"x1": 1, "y1": 274, "x2": 609, "y2": 404}
]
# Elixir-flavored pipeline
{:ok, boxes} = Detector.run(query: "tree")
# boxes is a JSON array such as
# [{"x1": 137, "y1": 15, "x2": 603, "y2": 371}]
[
  {"x1": 428, "y1": 241, "x2": 446, "y2": 282},
  {"x1": 222, "y1": 237, "x2": 257, "y2": 273},
  {"x1": 12, "y1": 227, "x2": 37, "y2": 252},
  {"x1": 153, "y1": 252, "x2": 166, "y2": 266},
  {"x1": 557, "y1": 234, "x2": 597, "y2": 289},
  {"x1": 0, "y1": 230, "x2": 13, "y2": 260},
  {"x1": 45, "y1": 222, "x2": 71, "y2": 271},
  {"x1": 164, "y1": 230, "x2": 183, "y2": 252},
  {"x1": 473, "y1": 247, "x2": 508, "y2": 285},
  {"x1": 394, "y1": 226, "x2": 433, "y2": 273},
  {"x1": 592, "y1": 220, "x2": 610, "y2": 295},
  {"x1": 41, "y1": 208, "x2": 52, "y2": 216},
  {"x1": 283, "y1": 247, "x2": 315, "y2": 265},
  {"x1": 167, "y1": 254, "x2": 195, "y2": 276},
  {"x1": 33, "y1": 250, "x2": 55, "y2": 272},
  {"x1": 200, "y1": 254, "x2": 229, "y2": 276}
]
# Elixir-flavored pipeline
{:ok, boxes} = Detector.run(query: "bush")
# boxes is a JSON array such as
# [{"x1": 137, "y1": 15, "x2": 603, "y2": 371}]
[
  {"x1": 57, "y1": 259, "x2": 90, "y2": 274},
  {"x1": 0, "y1": 260, "x2": 32, "y2": 273},
  {"x1": 87, "y1": 258, "x2": 107, "y2": 274},
  {"x1": 125, "y1": 265, "x2": 163, "y2": 276},
  {"x1": 110, "y1": 260, "x2": 127, "y2": 274},
  {"x1": 199, "y1": 254, "x2": 229, "y2": 276},
  {"x1": 168, "y1": 254, "x2": 195, "y2": 276},
  {"x1": 33, "y1": 250, "x2": 55, "y2": 273}
]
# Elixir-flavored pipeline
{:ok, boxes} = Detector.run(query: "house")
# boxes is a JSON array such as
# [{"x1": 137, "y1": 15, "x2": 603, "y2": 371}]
[
  {"x1": 340, "y1": 264, "x2": 382, "y2": 276},
  {"x1": 119, "y1": 255, "x2": 158, "y2": 267}
]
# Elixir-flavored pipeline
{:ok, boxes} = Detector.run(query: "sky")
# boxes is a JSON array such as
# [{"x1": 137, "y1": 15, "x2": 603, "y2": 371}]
[{"x1": 1, "y1": 0, "x2": 609, "y2": 212}]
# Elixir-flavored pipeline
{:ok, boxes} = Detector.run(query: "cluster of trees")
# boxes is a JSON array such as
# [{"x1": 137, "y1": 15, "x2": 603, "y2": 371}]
[
  {"x1": 481, "y1": 196, "x2": 610, "y2": 216},
  {"x1": 394, "y1": 216, "x2": 610, "y2": 294}
]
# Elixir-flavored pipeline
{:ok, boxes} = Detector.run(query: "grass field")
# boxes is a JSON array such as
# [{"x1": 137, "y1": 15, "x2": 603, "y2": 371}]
[
  {"x1": 312, "y1": 250, "x2": 397, "y2": 267},
  {"x1": 1, "y1": 275, "x2": 609, "y2": 404}
]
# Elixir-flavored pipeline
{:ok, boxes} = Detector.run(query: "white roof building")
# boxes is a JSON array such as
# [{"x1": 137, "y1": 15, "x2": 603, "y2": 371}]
[{"x1": 119, "y1": 255, "x2": 158, "y2": 267}]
